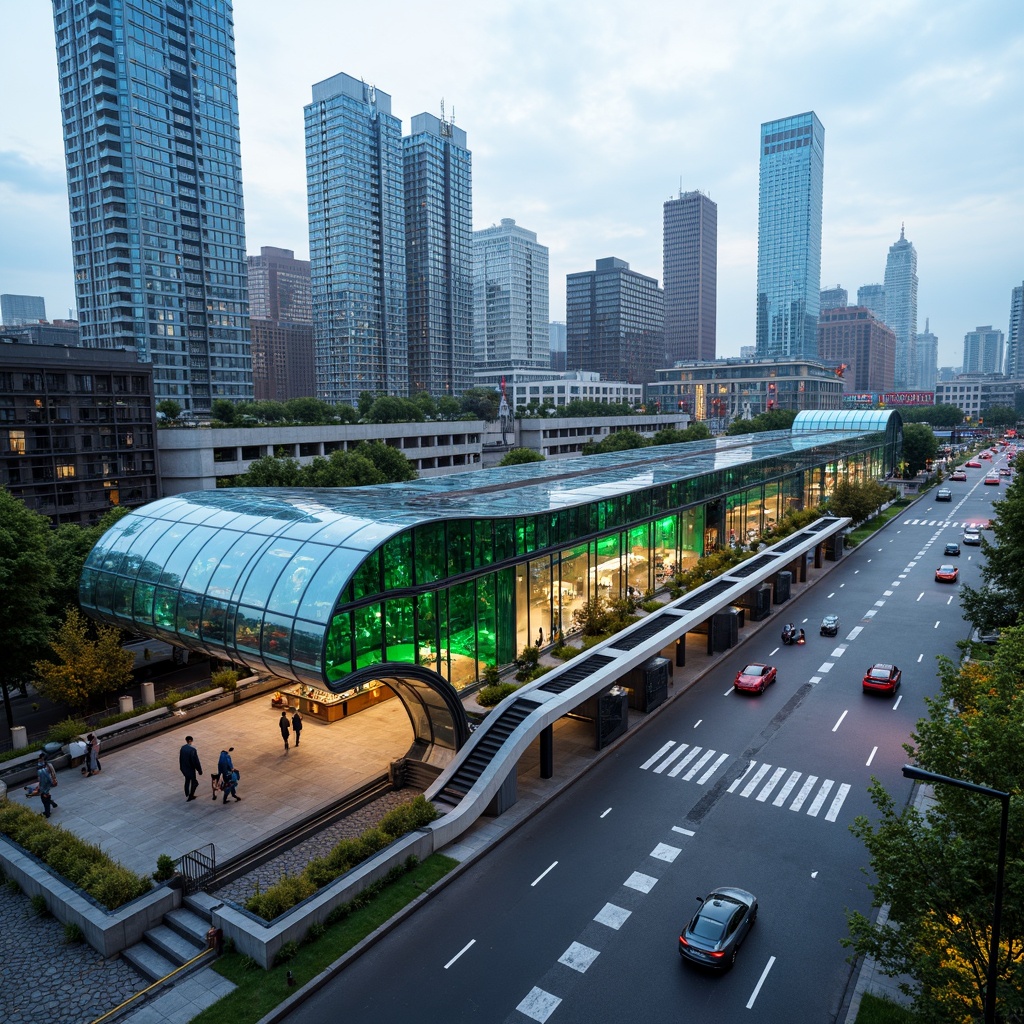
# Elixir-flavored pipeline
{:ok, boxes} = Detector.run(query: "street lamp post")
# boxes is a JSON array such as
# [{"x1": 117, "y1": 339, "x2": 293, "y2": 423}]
[{"x1": 902, "y1": 764, "x2": 1011, "y2": 1024}]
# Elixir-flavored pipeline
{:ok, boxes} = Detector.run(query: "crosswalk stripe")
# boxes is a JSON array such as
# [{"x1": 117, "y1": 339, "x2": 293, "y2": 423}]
[
  {"x1": 653, "y1": 745, "x2": 689, "y2": 773},
  {"x1": 641, "y1": 742, "x2": 675, "y2": 770},
  {"x1": 740, "y1": 763, "x2": 772, "y2": 797},
  {"x1": 696, "y1": 752, "x2": 728, "y2": 785},
  {"x1": 806, "y1": 779, "x2": 834, "y2": 816},
  {"x1": 728, "y1": 760, "x2": 757, "y2": 793},
  {"x1": 682, "y1": 748, "x2": 718, "y2": 781},
  {"x1": 789, "y1": 775, "x2": 818, "y2": 811},
  {"x1": 772, "y1": 770, "x2": 802, "y2": 806},
  {"x1": 667, "y1": 746, "x2": 703, "y2": 777},
  {"x1": 825, "y1": 783, "x2": 851, "y2": 822},
  {"x1": 756, "y1": 767, "x2": 787, "y2": 802}
]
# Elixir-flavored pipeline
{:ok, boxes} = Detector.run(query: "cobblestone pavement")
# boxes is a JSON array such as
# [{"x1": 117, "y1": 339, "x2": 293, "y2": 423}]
[
  {"x1": 215, "y1": 788, "x2": 421, "y2": 906},
  {"x1": 0, "y1": 878, "x2": 145, "y2": 1024}
]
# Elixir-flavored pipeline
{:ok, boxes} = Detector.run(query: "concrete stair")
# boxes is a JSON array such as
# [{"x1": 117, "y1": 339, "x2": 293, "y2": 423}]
[{"x1": 121, "y1": 900, "x2": 215, "y2": 984}]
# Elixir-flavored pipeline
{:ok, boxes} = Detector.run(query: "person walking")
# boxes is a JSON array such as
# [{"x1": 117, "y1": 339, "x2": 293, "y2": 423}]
[
  {"x1": 35, "y1": 754, "x2": 58, "y2": 818},
  {"x1": 291, "y1": 710, "x2": 303, "y2": 748},
  {"x1": 216, "y1": 747, "x2": 235, "y2": 800},
  {"x1": 279, "y1": 710, "x2": 291, "y2": 751},
  {"x1": 179, "y1": 736, "x2": 202, "y2": 801},
  {"x1": 82, "y1": 733, "x2": 101, "y2": 777}
]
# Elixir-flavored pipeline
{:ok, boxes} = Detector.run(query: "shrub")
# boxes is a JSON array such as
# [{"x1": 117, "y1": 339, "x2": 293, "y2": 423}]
[
  {"x1": 211, "y1": 668, "x2": 240, "y2": 691},
  {"x1": 245, "y1": 873, "x2": 317, "y2": 921},
  {"x1": 477, "y1": 682, "x2": 519, "y2": 707},
  {"x1": 272, "y1": 940, "x2": 301, "y2": 966},
  {"x1": 482, "y1": 664, "x2": 501, "y2": 687},
  {"x1": 63, "y1": 921, "x2": 84, "y2": 944},
  {"x1": 30, "y1": 893, "x2": 49, "y2": 916},
  {"x1": 46, "y1": 717, "x2": 89, "y2": 745},
  {"x1": 551, "y1": 643, "x2": 581, "y2": 660},
  {"x1": 154, "y1": 853, "x2": 177, "y2": 882}
]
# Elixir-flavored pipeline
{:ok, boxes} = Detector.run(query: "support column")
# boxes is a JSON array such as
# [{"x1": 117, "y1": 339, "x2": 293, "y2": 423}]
[{"x1": 540, "y1": 725, "x2": 553, "y2": 779}]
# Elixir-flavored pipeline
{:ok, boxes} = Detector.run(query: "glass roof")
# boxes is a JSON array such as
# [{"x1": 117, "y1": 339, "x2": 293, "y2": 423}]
[{"x1": 792, "y1": 409, "x2": 899, "y2": 433}]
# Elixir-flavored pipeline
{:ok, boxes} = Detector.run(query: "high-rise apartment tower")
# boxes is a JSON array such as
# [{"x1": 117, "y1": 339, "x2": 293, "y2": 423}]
[
  {"x1": 1006, "y1": 283, "x2": 1024, "y2": 380},
  {"x1": 756, "y1": 112, "x2": 825, "y2": 360},
  {"x1": 51, "y1": 0, "x2": 252, "y2": 414},
  {"x1": 962, "y1": 326, "x2": 1005, "y2": 376},
  {"x1": 404, "y1": 112, "x2": 473, "y2": 397},
  {"x1": 883, "y1": 225, "x2": 918, "y2": 389},
  {"x1": 663, "y1": 191, "x2": 717, "y2": 363}
]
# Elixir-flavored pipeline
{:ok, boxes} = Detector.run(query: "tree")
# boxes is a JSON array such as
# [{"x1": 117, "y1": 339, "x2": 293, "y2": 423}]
[
  {"x1": 499, "y1": 448, "x2": 545, "y2": 466},
  {"x1": 236, "y1": 455, "x2": 302, "y2": 487},
  {"x1": 283, "y1": 397, "x2": 335, "y2": 424},
  {"x1": 582, "y1": 430, "x2": 651, "y2": 455},
  {"x1": 981, "y1": 405, "x2": 1018, "y2": 429},
  {"x1": 846, "y1": 625, "x2": 1024, "y2": 1021},
  {"x1": 827, "y1": 479, "x2": 898, "y2": 524},
  {"x1": 901, "y1": 422, "x2": 939, "y2": 476},
  {"x1": 302, "y1": 451, "x2": 384, "y2": 488},
  {"x1": 249, "y1": 400, "x2": 287, "y2": 423},
  {"x1": 46, "y1": 506, "x2": 131, "y2": 618},
  {"x1": 211, "y1": 398, "x2": 237, "y2": 425},
  {"x1": 412, "y1": 391, "x2": 438, "y2": 420},
  {"x1": 33, "y1": 608, "x2": 134, "y2": 710},
  {"x1": 366, "y1": 396, "x2": 424, "y2": 423},
  {"x1": 900, "y1": 404, "x2": 964, "y2": 427},
  {"x1": 459, "y1": 387, "x2": 501, "y2": 421},
  {"x1": 726, "y1": 409, "x2": 798, "y2": 434},
  {"x1": 156, "y1": 399, "x2": 181, "y2": 422},
  {"x1": 653, "y1": 423, "x2": 712, "y2": 445},
  {"x1": 353, "y1": 441, "x2": 417, "y2": 482},
  {"x1": 437, "y1": 395, "x2": 461, "y2": 420},
  {"x1": 0, "y1": 489, "x2": 55, "y2": 725}
]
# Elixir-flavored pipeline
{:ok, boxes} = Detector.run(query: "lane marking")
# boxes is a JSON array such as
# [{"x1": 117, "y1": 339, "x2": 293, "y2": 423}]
[
  {"x1": 682, "y1": 748, "x2": 719, "y2": 781},
  {"x1": 531, "y1": 862, "x2": 558, "y2": 887},
  {"x1": 831, "y1": 646, "x2": 846, "y2": 657},
  {"x1": 756, "y1": 767, "x2": 787, "y2": 802},
  {"x1": 807, "y1": 779, "x2": 835, "y2": 816},
  {"x1": 651, "y1": 843, "x2": 681, "y2": 863},
  {"x1": 947, "y1": 596, "x2": 954, "y2": 605},
  {"x1": 818, "y1": 662, "x2": 835, "y2": 673},
  {"x1": 866, "y1": 746, "x2": 877, "y2": 766},
  {"x1": 772, "y1": 770, "x2": 802, "y2": 806},
  {"x1": 825, "y1": 783, "x2": 851, "y2": 822},
  {"x1": 672, "y1": 825, "x2": 695, "y2": 836},
  {"x1": 558, "y1": 941, "x2": 599, "y2": 974},
  {"x1": 693, "y1": 720, "x2": 702, "y2": 729},
  {"x1": 917, "y1": 592, "x2": 924, "y2": 602},
  {"x1": 594, "y1": 903, "x2": 630, "y2": 930},
  {"x1": 444, "y1": 939, "x2": 475, "y2": 969},
  {"x1": 740, "y1": 763, "x2": 773, "y2": 798},
  {"x1": 935, "y1": 620, "x2": 941, "y2": 629},
  {"x1": 667, "y1": 746, "x2": 703, "y2": 777},
  {"x1": 917, "y1": 654, "x2": 923, "y2": 663},
  {"x1": 827, "y1": 592, "x2": 835, "y2": 599},
  {"x1": 728, "y1": 760, "x2": 757, "y2": 793},
  {"x1": 832, "y1": 710, "x2": 848, "y2": 732},
  {"x1": 770, "y1": 646, "x2": 780, "y2": 656},
  {"x1": 600, "y1": 808, "x2": 612, "y2": 818},
  {"x1": 809, "y1": 675, "x2": 822, "y2": 684},
  {"x1": 724, "y1": 684, "x2": 736, "y2": 696},
  {"x1": 517, "y1": 987, "x2": 561, "y2": 1023},
  {"x1": 790, "y1": 775, "x2": 818, "y2": 811},
  {"x1": 893, "y1": 695, "x2": 903, "y2": 710},
  {"x1": 624, "y1": 871, "x2": 658, "y2": 893},
  {"x1": 696, "y1": 752, "x2": 729, "y2": 784},
  {"x1": 653, "y1": 745, "x2": 690, "y2": 773},
  {"x1": 747, "y1": 956, "x2": 777, "y2": 1009},
  {"x1": 847, "y1": 626, "x2": 863, "y2": 640},
  {"x1": 640, "y1": 742, "x2": 674, "y2": 770}
]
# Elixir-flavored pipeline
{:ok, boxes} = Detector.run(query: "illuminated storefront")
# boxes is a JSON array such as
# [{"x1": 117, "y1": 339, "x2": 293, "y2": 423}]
[{"x1": 80, "y1": 412, "x2": 901, "y2": 696}]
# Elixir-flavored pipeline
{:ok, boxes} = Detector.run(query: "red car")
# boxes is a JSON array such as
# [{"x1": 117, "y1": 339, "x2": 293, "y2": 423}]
[
  {"x1": 980, "y1": 452, "x2": 992, "y2": 460},
  {"x1": 734, "y1": 663, "x2": 777, "y2": 694},
  {"x1": 935, "y1": 564, "x2": 959, "y2": 583},
  {"x1": 863, "y1": 663, "x2": 902, "y2": 695},
  {"x1": 985, "y1": 475, "x2": 1000, "y2": 485},
  {"x1": 950, "y1": 470, "x2": 968, "y2": 481},
  {"x1": 965, "y1": 460, "x2": 982, "y2": 468}
]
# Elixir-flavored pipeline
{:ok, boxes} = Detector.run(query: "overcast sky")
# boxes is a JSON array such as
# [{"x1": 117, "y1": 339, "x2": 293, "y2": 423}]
[{"x1": 3, "y1": 0, "x2": 1022, "y2": 369}]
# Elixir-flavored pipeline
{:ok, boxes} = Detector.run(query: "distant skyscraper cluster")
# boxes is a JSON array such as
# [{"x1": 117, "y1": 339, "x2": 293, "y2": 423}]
[
  {"x1": 51, "y1": 0, "x2": 252, "y2": 415},
  {"x1": 756, "y1": 111, "x2": 825, "y2": 361}
]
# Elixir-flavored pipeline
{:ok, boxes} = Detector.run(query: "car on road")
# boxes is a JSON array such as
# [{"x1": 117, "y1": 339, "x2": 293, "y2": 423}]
[
  {"x1": 980, "y1": 452, "x2": 992, "y2": 460},
  {"x1": 863, "y1": 663, "x2": 902, "y2": 695},
  {"x1": 949, "y1": 470, "x2": 968, "y2": 481},
  {"x1": 935, "y1": 488, "x2": 952, "y2": 501},
  {"x1": 963, "y1": 528, "x2": 982, "y2": 545},
  {"x1": 985, "y1": 474, "x2": 1000, "y2": 486},
  {"x1": 999, "y1": 467, "x2": 1011, "y2": 476},
  {"x1": 820, "y1": 614, "x2": 840, "y2": 637},
  {"x1": 935, "y1": 564, "x2": 959, "y2": 583},
  {"x1": 965, "y1": 459, "x2": 982, "y2": 468},
  {"x1": 944, "y1": 542, "x2": 960, "y2": 556},
  {"x1": 733, "y1": 663, "x2": 777, "y2": 694},
  {"x1": 679, "y1": 887, "x2": 758, "y2": 970}
]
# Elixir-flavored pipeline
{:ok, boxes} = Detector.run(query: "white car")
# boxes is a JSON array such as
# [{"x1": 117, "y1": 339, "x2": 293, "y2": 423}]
[{"x1": 963, "y1": 528, "x2": 982, "y2": 545}]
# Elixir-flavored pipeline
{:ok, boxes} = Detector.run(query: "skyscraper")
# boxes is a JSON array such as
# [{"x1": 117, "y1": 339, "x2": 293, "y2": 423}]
[
  {"x1": 472, "y1": 219, "x2": 549, "y2": 371},
  {"x1": 756, "y1": 112, "x2": 825, "y2": 360},
  {"x1": 962, "y1": 326, "x2": 1005, "y2": 375},
  {"x1": 248, "y1": 247, "x2": 312, "y2": 323},
  {"x1": 915, "y1": 318, "x2": 938, "y2": 392},
  {"x1": 404, "y1": 111, "x2": 473, "y2": 397},
  {"x1": 51, "y1": 0, "x2": 252, "y2": 415},
  {"x1": 663, "y1": 190, "x2": 717, "y2": 363},
  {"x1": 0, "y1": 295, "x2": 46, "y2": 326},
  {"x1": 883, "y1": 225, "x2": 918, "y2": 389},
  {"x1": 857, "y1": 284, "x2": 886, "y2": 324},
  {"x1": 817, "y1": 306, "x2": 896, "y2": 393},
  {"x1": 1006, "y1": 283, "x2": 1024, "y2": 380},
  {"x1": 566, "y1": 258, "x2": 664, "y2": 384},
  {"x1": 305, "y1": 73, "x2": 407, "y2": 406},
  {"x1": 819, "y1": 285, "x2": 847, "y2": 311},
  {"x1": 549, "y1": 322, "x2": 567, "y2": 372}
]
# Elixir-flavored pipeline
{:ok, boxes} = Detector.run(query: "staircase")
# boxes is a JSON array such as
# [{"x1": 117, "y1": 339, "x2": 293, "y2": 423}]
[{"x1": 121, "y1": 898, "x2": 215, "y2": 985}]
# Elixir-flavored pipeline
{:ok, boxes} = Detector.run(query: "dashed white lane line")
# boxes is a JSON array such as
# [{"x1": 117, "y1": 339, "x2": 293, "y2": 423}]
[
  {"x1": 831, "y1": 646, "x2": 846, "y2": 658},
  {"x1": 517, "y1": 986, "x2": 561, "y2": 1022},
  {"x1": 444, "y1": 939, "x2": 475, "y2": 969},
  {"x1": 624, "y1": 871, "x2": 658, "y2": 893},
  {"x1": 864, "y1": 609, "x2": 877, "y2": 618},
  {"x1": 558, "y1": 941, "x2": 599, "y2": 974},
  {"x1": 874, "y1": 600, "x2": 886, "y2": 607},
  {"x1": 809, "y1": 676, "x2": 822, "y2": 684},
  {"x1": 600, "y1": 808, "x2": 612, "y2": 818},
  {"x1": 847, "y1": 626, "x2": 863, "y2": 640},
  {"x1": 531, "y1": 862, "x2": 558, "y2": 887},
  {"x1": 934, "y1": 620, "x2": 941, "y2": 628},
  {"x1": 672, "y1": 826, "x2": 696, "y2": 836},
  {"x1": 747, "y1": 956, "x2": 777, "y2": 1009},
  {"x1": 651, "y1": 843, "x2": 681, "y2": 863},
  {"x1": 818, "y1": 662, "x2": 835, "y2": 673},
  {"x1": 594, "y1": 903, "x2": 630, "y2": 930},
  {"x1": 893, "y1": 695, "x2": 903, "y2": 710},
  {"x1": 866, "y1": 746, "x2": 877, "y2": 767},
  {"x1": 916, "y1": 592, "x2": 924, "y2": 601},
  {"x1": 917, "y1": 654, "x2": 923, "y2": 663},
  {"x1": 832, "y1": 710, "x2": 848, "y2": 732}
]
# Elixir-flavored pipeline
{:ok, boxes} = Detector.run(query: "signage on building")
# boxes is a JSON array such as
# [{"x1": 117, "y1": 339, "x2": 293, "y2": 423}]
[{"x1": 882, "y1": 391, "x2": 934, "y2": 406}]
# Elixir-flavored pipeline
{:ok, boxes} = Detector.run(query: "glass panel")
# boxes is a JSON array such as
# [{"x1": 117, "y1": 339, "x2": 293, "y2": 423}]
[
  {"x1": 208, "y1": 533, "x2": 271, "y2": 600},
  {"x1": 557, "y1": 544, "x2": 588, "y2": 633},
  {"x1": 153, "y1": 586, "x2": 178, "y2": 630},
  {"x1": 414, "y1": 523, "x2": 446, "y2": 585},
  {"x1": 354, "y1": 603, "x2": 383, "y2": 669},
  {"x1": 200, "y1": 598, "x2": 230, "y2": 644},
  {"x1": 79, "y1": 567, "x2": 98, "y2": 609},
  {"x1": 235, "y1": 606, "x2": 264, "y2": 654},
  {"x1": 239, "y1": 540, "x2": 303, "y2": 607},
  {"x1": 133, "y1": 581, "x2": 155, "y2": 624},
  {"x1": 262, "y1": 613, "x2": 292, "y2": 662},
  {"x1": 529, "y1": 555, "x2": 551, "y2": 647},
  {"x1": 382, "y1": 531, "x2": 413, "y2": 590},
  {"x1": 494, "y1": 518, "x2": 515, "y2": 562},
  {"x1": 416, "y1": 592, "x2": 439, "y2": 673},
  {"x1": 477, "y1": 574, "x2": 496, "y2": 675},
  {"x1": 351, "y1": 550, "x2": 382, "y2": 601},
  {"x1": 473, "y1": 519, "x2": 493, "y2": 568},
  {"x1": 626, "y1": 523, "x2": 649, "y2": 595},
  {"x1": 325, "y1": 611, "x2": 352, "y2": 682},
  {"x1": 162, "y1": 525, "x2": 217, "y2": 589},
  {"x1": 447, "y1": 520, "x2": 472, "y2": 577},
  {"x1": 137, "y1": 523, "x2": 192, "y2": 586},
  {"x1": 297, "y1": 546, "x2": 364, "y2": 623},
  {"x1": 112, "y1": 575, "x2": 134, "y2": 617},
  {"x1": 182, "y1": 528, "x2": 241, "y2": 594},
  {"x1": 495, "y1": 567, "x2": 517, "y2": 665},
  {"x1": 266, "y1": 544, "x2": 328, "y2": 616},
  {"x1": 384, "y1": 596, "x2": 415, "y2": 664},
  {"x1": 445, "y1": 581, "x2": 477, "y2": 690},
  {"x1": 292, "y1": 620, "x2": 323, "y2": 674},
  {"x1": 92, "y1": 571, "x2": 117, "y2": 615}
]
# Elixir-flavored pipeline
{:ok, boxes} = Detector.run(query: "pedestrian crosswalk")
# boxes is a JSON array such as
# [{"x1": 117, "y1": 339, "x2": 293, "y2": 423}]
[
  {"x1": 902, "y1": 518, "x2": 987, "y2": 528},
  {"x1": 640, "y1": 741, "x2": 851, "y2": 822}
]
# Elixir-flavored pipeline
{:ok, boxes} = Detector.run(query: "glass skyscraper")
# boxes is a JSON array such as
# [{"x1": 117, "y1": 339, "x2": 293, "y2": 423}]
[
  {"x1": 857, "y1": 284, "x2": 886, "y2": 324},
  {"x1": 883, "y1": 225, "x2": 919, "y2": 389},
  {"x1": 472, "y1": 219, "x2": 549, "y2": 371},
  {"x1": 403, "y1": 112, "x2": 473, "y2": 397},
  {"x1": 663, "y1": 191, "x2": 717, "y2": 364},
  {"x1": 305, "y1": 73, "x2": 407, "y2": 406},
  {"x1": 51, "y1": 0, "x2": 253, "y2": 415},
  {"x1": 1004, "y1": 283, "x2": 1023, "y2": 379},
  {"x1": 756, "y1": 112, "x2": 825, "y2": 360}
]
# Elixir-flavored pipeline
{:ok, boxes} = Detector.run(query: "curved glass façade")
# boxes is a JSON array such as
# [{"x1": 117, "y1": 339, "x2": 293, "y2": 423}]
[{"x1": 80, "y1": 414, "x2": 902, "y2": 692}]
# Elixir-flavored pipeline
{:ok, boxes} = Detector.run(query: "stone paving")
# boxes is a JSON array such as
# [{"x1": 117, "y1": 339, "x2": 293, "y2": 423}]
[{"x1": 0, "y1": 879, "x2": 145, "y2": 1024}]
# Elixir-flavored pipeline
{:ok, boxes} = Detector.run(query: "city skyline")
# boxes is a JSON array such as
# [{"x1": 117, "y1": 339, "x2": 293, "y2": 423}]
[{"x1": 3, "y1": 1, "x2": 1022, "y2": 371}]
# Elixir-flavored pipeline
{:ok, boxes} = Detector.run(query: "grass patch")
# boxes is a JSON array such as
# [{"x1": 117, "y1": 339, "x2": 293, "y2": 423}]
[
  {"x1": 844, "y1": 499, "x2": 914, "y2": 548},
  {"x1": 854, "y1": 992, "x2": 918, "y2": 1023},
  {"x1": 192, "y1": 854, "x2": 457, "y2": 1024}
]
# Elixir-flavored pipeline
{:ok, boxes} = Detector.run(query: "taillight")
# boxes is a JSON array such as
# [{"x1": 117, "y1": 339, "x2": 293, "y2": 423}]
[
  {"x1": 679, "y1": 935, "x2": 688, "y2": 946},
  {"x1": 708, "y1": 949, "x2": 725, "y2": 959}
]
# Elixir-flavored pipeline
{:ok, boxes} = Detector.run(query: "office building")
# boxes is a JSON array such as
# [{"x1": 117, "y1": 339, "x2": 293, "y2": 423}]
[
  {"x1": 51, "y1": 0, "x2": 252, "y2": 416},
  {"x1": 663, "y1": 190, "x2": 717, "y2": 363},
  {"x1": 549, "y1": 322, "x2": 567, "y2": 372},
  {"x1": 819, "y1": 285, "x2": 847, "y2": 311},
  {"x1": 883, "y1": 226, "x2": 918, "y2": 389},
  {"x1": 247, "y1": 247, "x2": 312, "y2": 323},
  {"x1": 857, "y1": 284, "x2": 886, "y2": 323},
  {"x1": 817, "y1": 306, "x2": 896, "y2": 393},
  {"x1": 0, "y1": 341, "x2": 157, "y2": 526},
  {"x1": 0, "y1": 320, "x2": 81, "y2": 347},
  {"x1": 1006, "y1": 283, "x2": 1024, "y2": 380},
  {"x1": 962, "y1": 326, "x2": 1005, "y2": 376},
  {"x1": 566, "y1": 258, "x2": 664, "y2": 385},
  {"x1": 935, "y1": 374, "x2": 1024, "y2": 422},
  {"x1": 756, "y1": 112, "x2": 825, "y2": 360},
  {"x1": 915, "y1": 318, "x2": 938, "y2": 392},
  {"x1": 1, "y1": 295, "x2": 46, "y2": 326},
  {"x1": 305, "y1": 73, "x2": 407, "y2": 406},
  {"x1": 473, "y1": 219, "x2": 549, "y2": 371},
  {"x1": 404, "y1": 112, "x2": 473, "y2": 397}
]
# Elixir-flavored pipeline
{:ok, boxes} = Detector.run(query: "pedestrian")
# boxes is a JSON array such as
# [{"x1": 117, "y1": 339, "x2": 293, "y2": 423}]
[
  {"x1": 179, "y1": 736, "x2": 202, "y2": 801},
  {"x1": 220, "y1": 761, "x2": 241, "y2": 804},
  {"x1": 279, "y1": 710, "x2": 290, "y2": 751},
  {"x1": 291, "y1": 710, "x2": 303, "y2": 747},
  {"x1": 82, "y1": 733, "x2": 101, "y2": 777},
  {"x1": 35, "y1": 753, "x2": 58, "y2": 818},
  {"x1": 536, "y1": 626, "x2": 543, "y2": 647},
  {"x1": 217, "y1": 747, "x2": 235, "y2": 800}
]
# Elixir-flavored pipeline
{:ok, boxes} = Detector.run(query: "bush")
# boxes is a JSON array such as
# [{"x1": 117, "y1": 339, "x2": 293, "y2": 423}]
[
  {"x1": 477, "y1": 682, "x2": 520, "y2": 707},
  {"x1": 30, "y1": 893, "x2": 49, "y2": 916},
  {"x1": 46, "y1": 717, "x2": 89, "y2": 745},
  {"x1": 482, "y1": 664, "x2": 501, "y2": 687},
  {"x1": 272, "y1": 940, "x2": 301, "y2": 966},
  {"x1": 211, "y1": 668, "x2": 240, "y2": 691},
  {"x1": 551, "y1": 643, "x2": 581, "y2": 660},
  {"x1": 154, "y1": 853, "x2": 177, "y2": 882},
  {"x1": 63, "y1": 921, "x2": 84, "y2": 944},
  {"x1": 246, "y1": 873, "x2": 317, "y2": 921}
]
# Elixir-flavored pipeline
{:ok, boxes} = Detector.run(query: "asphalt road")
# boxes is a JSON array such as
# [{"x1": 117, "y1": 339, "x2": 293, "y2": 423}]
[{"x1": 285, "y1": 459, "x2": 1007, "y2": 1024}]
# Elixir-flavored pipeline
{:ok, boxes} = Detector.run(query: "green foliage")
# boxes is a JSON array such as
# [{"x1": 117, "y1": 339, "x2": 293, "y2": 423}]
[
  {"x1": 30, "y1": 893, "x2": 49, "y2": 916},
  {"x1": 244, "y1": 796, "x2": 439, "y2": 920},
  {"x1": 558, "y1": 399, "x2": 638, "y2": 418},
  {"x1": 365, "y1": 396, "x2": 424, "y2": 424},
  {"x1": 156, "y1": 399, "x2": 182, "y2": 421},
  {"x1": 853, "y1": 993, "x2": 917, "y2": 1023},
  {"x1": 582, "y1": 430, "x2": 652, "y2": 455},
  {"x1": 978, "y1": 405, "x2": 1017, "y2": 428},
  {"x1": 231, "y1": 441, "x2": 415, "y2": 490},
  {"x1": 482, "y1": 664, "x2": 501, "y2": 687},
  {"x1": 272, "y1": 940, "x2": 301, "y2": 967},
  {"x1": 827, "y1": 479, "x2": 899, "y2": 524},
  {"x1": 477, "y1": 682, "x2": 520, "y2": 707},
  {"x1": 551, "y1": 643, "x2": 582, "y2": 660},
  {"x1": 845, "y1": 623, "x2": 1024, "y2": 1021},
  {"x1": 726, "y1": 408, "x2": 798, "y2": 434},
  {"x1": 154, "y1": 854, "x2": 177, "y2": 882},
  {"x1": 459, "y1": 387, "x2": 501, "y2": 421},
  {"x1": 63, "y1": 921, "x2": 84, "y2": 944},
  {"x1": 0, "y1": 799, "x2": 150, "y2": 909},
  {"x1": 33, "y1": 608, "x2": 135, "y2": 709},
  {"x1": 898, "y1": 403, "x2": 964, "y2": 426},
  {"x1": 900, "y1": 422, "x2": 939, "y2": 477},
  {"x1": 652, "y1": 422, "x2": 713, "y2": 445},
  {"x1": 46, "y1": 716, "x2": 90, "y2": 744},
  {"x1": 211, "y1": 668, "x2": 240, "y2": 691},
  {"x1": 499, "y1": 447, "x2": 546, "y2": 466}
]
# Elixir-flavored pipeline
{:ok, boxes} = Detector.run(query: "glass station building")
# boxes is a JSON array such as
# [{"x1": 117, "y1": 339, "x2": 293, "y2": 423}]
[{"x1": 80, "y1": 411, "x2": 901, "y2": 694}]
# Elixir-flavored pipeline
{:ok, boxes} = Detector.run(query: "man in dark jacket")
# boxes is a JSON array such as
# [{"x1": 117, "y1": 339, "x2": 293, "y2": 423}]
[
  {"x1": 179, "y1": 736, "x2": 202, "y2": 801},
  {"x1": 279, "y1": 710, "x2": 291, "y2": 751}
]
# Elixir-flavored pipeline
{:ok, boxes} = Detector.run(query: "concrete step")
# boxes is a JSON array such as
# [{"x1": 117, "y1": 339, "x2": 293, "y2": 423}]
[
  {"x1": 147, "y1": 923, "x2": 205, "y2": 965},
  {"x1": 165, "y1": 906, "x2": 213, "y2": 946},
  {"x1": 123, "y1": 940, "x2": 179, "y2": 983}
]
